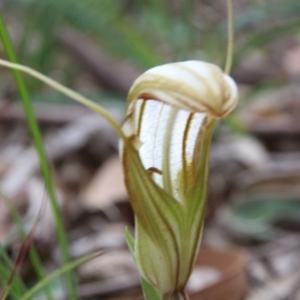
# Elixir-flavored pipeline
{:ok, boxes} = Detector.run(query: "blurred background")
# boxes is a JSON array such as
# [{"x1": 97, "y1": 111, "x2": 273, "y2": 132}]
[{"x1": 1, "y1": 0, "x2": 300, "y2": 299}]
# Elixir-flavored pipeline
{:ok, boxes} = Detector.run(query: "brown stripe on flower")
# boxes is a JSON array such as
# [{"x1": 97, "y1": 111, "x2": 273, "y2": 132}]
[{"x1": 182, "y1": 113, "x2": 194, "y2": 196}]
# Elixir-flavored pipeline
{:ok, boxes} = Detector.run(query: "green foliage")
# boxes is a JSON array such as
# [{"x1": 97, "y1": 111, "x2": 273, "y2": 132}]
[
  {"x1": 228, "y1": 195, "x2": 300, "y2": 240},
  {"x1": 20, "y1": 251, "x2": 102, "y2": 300},
  {"x1": 7, "y1": 0, "x2": 162, "y2": 70},
  {"x1": 0, "y1": 12, "x2": 78, "y2": 300},
  {"x1": 125, "y1": 228, "x2": 161, "y2": 300},
  {"x1": 0, "y1": 245, "x2": 27, "y2": 299}
]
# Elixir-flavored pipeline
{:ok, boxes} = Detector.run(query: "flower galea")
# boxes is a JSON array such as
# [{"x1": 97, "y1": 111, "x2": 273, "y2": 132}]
[{"x1": 121, "y1": 61, "x2": 238, "y2": 298}]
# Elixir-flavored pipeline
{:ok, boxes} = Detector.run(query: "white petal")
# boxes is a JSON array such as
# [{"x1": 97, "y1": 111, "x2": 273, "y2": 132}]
[{"x1": 129, "y1": 99, "x2": 206, "y2": 201}]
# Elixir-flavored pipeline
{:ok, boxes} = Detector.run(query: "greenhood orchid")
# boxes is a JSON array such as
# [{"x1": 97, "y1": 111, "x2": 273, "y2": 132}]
[
  {"x1": 121, "y1": 61, "x2": 238, "y2": 298},
  {"x1": 0, "y1": 2, "x2": 237, "y2": 296},
  {"x1": 0, "y1": 1, "x2": 238, "y2": 298},
  {"x1": 0, "y1": 57, "x2": 238, "y2": 300}
]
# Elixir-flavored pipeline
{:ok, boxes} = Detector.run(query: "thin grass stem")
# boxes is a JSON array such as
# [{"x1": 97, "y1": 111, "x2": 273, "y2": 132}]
[
  {"x1": 0, "y1": 247, "x2": 26, "y2": 300},
  {"x1": 224, "y1": 0, "x2": 234, "y2": 74},
  {"x1": 20, "y1": 251, "x2": 102, "y2": 300},
  {"x1": 0, "y1": 12, "x2": 77, "y2": 300},
  {"x1": 0, "y1": 190, "x2": 54, "y2": 300}
]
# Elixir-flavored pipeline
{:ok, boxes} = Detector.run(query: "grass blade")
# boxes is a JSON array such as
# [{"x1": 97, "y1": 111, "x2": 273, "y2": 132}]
[
  {"x1": 0, "y1": 11, "x2": 78, "y2": 300},
  {"x1": 0, "y1": 189, "x2": 48, "y2": 300},
  {"x1": 0, "y1": 246, "x2": 26, "y2": 299},
  {"x1": 0, "y1": 231, "x2": 32, "y2": 300},
  {"x1": 0, "y1": 189, "x2": 53, "y2": 300},
  {"x1": 20, "y1": 251, "x2": 102, "y2": 300}
]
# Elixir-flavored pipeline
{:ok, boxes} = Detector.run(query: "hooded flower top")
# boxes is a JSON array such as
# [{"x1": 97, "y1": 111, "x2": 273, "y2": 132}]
[{"x1": 121, "y1": 60, "x2": 238, "y2": 296}]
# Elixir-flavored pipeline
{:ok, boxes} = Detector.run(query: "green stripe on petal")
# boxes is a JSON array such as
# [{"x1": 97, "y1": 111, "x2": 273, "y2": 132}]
[{"x1": 122, "y1": 144, "x2": 184, "y2": 291}]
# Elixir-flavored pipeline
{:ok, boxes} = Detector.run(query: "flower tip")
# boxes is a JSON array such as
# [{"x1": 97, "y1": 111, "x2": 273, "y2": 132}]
[{"x1": 127, "y1": 60, "x2": 238, "y2": 119}]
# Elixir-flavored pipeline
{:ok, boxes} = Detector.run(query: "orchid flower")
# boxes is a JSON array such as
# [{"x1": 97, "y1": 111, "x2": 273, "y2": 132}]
[
  {"x1": 121, "y1": 61, "x2": 238, "y2": 299},
  {"x1": 0, "y1": 58, "x2": 237, "y2": 300},
  {"x1": 0, "y1": 3, "x2": 236, "y2": 299}
]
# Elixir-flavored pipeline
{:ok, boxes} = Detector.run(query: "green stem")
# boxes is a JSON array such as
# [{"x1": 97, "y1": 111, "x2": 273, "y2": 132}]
[
  {"x1": 0, "y1": 12, "x2": 78, "y2": 300},
  {"x1": 0, "y1": 59, "x2": 124, "y2": 139},
  {"x1": 224, "y1": 0, "x2": 234, "y2": 74},
  {"x1": 162, "y1": 292, "x2": 189, "y2": 300}
]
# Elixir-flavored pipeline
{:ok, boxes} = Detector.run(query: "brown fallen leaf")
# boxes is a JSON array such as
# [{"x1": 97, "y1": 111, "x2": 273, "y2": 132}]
[
  {"x1": 80, "y1": 155, "x2": 127, "y2": 210},
  {"x1": 70, "y1": 223, "x2": 126, "y2": 257},
  {"x1": 1, "y1": 115, "x2": 120, "y2": 201}
]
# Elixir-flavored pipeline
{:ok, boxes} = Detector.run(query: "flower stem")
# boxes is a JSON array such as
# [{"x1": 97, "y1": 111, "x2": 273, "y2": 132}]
[
  {"x1": 162, "y1": 292, "x2": 189, "y2": 300},
  {"x1": 0, "y1": 59, "x2": 125, "y2": 140},
  {"x1": 224, "y1": 0, "x2": 234, "y2": 74}
]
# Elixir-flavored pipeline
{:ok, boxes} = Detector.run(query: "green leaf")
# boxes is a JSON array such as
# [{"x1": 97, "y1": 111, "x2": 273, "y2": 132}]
[
  {"x1": 141, "y1": 276, "x2": 161, "y2": 300},
  {"x1": 124, "y1": 228, "x2": 161, "y2": 300},
  {"x1": 124, "y1": 227, "x2": 135, "y2": 256}
]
